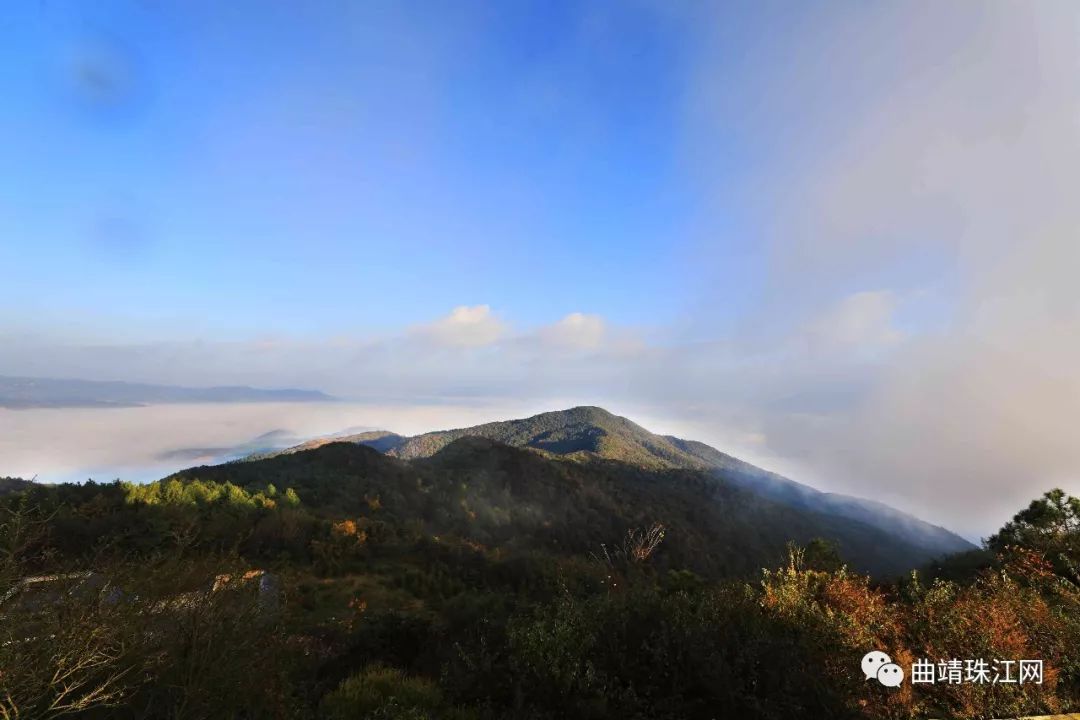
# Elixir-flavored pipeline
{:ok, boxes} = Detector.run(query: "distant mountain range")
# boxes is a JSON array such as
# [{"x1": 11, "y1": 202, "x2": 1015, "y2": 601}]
[
  {"x1": 158, "y1": 427, "x2": 387, "y2": 465},
  {"x1": 255, "y1": 406, "x2": 975, "y2": 564},
  {"x1": 155, "y1": 430, "x2": 307, "y2": 464},
  {"x1": 0, "y1": 375, "x2": 336, "y2": 409}
]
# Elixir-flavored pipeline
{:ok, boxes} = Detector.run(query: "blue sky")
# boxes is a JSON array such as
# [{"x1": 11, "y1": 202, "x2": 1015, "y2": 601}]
[
  {"x1": 1, "y1": 0, "x2": 735, "y2": 337},
  {"x1": 0, "y1": 1, "x2": 946, "y2": 342},
  {"x1": 3, "y1": 1, "x2": 1080, "y2": 535}
]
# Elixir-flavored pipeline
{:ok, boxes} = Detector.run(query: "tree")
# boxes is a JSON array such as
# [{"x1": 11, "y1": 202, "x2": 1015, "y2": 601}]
[
  {"x1": 593, "y1": 522, "x2": 666, "y2": 571},
  {"x1": 803, "y1": 537, "x2": 844, "y2": 572},
  {"x1": 988, "y1": 488, "x2": 1080, "y2": 584}
]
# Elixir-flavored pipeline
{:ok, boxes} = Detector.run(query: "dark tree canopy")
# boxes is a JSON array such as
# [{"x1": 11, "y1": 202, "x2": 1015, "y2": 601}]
[{"x1": 988, "y1": 488, "x2": 1080, "y2": 584}]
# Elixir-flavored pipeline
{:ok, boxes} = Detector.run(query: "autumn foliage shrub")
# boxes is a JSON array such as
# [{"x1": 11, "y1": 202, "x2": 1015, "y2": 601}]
[{"x1": 757, "y1": 544, "x2": 1080, "y2": 720}]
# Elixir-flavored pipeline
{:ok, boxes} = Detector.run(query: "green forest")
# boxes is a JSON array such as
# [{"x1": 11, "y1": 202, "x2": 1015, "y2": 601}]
[{"x1": 2, "y1": 440, "x2": 1079, "y2": 720}]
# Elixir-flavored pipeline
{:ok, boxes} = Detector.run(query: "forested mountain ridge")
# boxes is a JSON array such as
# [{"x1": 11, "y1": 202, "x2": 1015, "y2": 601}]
[
  {"x1": 264, "y1": 406, "x2": 973, "y2": 558},
  {"x1": 4, "y1": 439, "x2": 1080, "y2": 719},
  {"x1": 190, "y1": 437, "x2": 937, "y2": 577}
]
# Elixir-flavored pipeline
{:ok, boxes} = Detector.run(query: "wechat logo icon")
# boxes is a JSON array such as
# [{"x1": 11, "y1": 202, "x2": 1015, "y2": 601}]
[{"x1": 862, "y1": 651, "x2": 904, "y2": 687}]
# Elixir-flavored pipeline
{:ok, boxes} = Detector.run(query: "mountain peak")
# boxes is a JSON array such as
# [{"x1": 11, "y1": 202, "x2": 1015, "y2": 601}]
[
  {"x1": 257, "y1": 406, "x2": 974, "y2": 559},
  {"x1": 377, "y1": 405, "x2": 667, "y2": 464},
  {"x1": 544, "y1": 405, "x2": 619, "y2": 421}
]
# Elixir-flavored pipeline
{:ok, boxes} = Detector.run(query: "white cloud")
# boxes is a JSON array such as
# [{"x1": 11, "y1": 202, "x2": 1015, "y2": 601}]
[
  {"x1": 536, "y1": 312, "x2": 606, "y2": 350},
  {"x1": 412, "y1": 305, "x2": 507, "y2": 347},
  {"x1": 679, "y1": 0, "x2": 1080, "y2": 537},
  {"x1": 0, "y1": 400, "x2": 549, "y2": 485},
  {"x1": 801, "y1": 291, "x2": 903, "y2": 356}
]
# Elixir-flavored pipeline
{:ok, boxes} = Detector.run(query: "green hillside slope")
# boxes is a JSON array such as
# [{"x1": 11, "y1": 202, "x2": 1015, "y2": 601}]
[
  {"x1": 284, "y1": 406, "x2": 972, "y2": 558},
  {"x1": 209, "y1": 438, "x2": 933, "y2": 577}
]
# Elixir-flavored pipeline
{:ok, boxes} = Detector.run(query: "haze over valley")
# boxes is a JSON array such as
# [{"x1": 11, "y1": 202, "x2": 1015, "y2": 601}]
[{"x1": 0, "y1": 390, "x2": 992, "y2": 542}]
